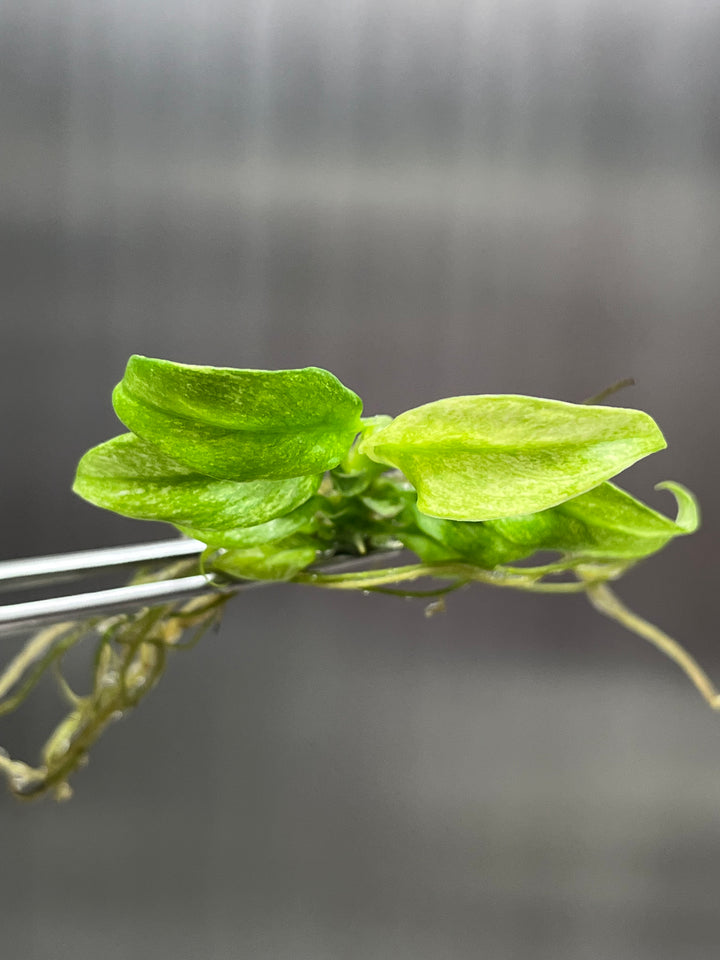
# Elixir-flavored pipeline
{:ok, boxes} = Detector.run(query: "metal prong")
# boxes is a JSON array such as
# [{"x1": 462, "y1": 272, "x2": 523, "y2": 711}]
[
  {"x1": 0, "y1": 572, "x2": 228, "y2": 632},
  {"x1": 0, "y1": 547, "x2": 405, "y2": 634},
  {"x1": 0, "y1": 538, "x2": 205, "y2": 593}
]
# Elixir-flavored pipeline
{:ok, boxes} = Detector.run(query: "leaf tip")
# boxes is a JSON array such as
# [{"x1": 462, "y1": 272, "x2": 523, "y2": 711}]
[{"x1": 654, "y1": 481, "x2": 700, "y2": 534}]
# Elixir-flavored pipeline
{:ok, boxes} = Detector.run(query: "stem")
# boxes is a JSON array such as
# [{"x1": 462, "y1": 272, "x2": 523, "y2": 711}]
[
  {"x1": 0, "y1": 621, "x2": 91, "y2": 716},
  {"x1": 361, "y1": 580, "x2": 470, "y2": 599},
  {"x1": 0, "y1": 586, "x2": 227, "y2": 800},
  {"x1": 585, "y1": 581, "x2": 720, "y2": 710},
  {"x1": 295, "y1": 562, "x2": 468, "y2": 589},
  {"x1": 295, "y1": 561, "x2": 589, "y2": 594},
  {"x1": 0, "y1": 622, "x2": 75, "y2": 700},
  {"x1": 582, "y1": 378, "x2": 635, "y2": 405}
]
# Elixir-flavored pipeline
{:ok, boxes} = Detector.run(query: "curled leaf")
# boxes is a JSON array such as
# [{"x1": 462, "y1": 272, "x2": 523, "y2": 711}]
[
  {"x1": 530, "y1": 480, "x2": 700, "y2": 561},
  {"x1": 403, "y1": 481, "x2": 699, "y2": 568},
  {"x1": 73, "y1": 434, "x2": 320, "y2": 530},
  {"x1": 113, "y1": 355, "x2": 363, "y2": 481},
  {"x1": 359, "y1": 395, "x2": 666, "y2": 520},
  {"x1": 654, "y1": 481, "x2": 700, "y2": 533}
]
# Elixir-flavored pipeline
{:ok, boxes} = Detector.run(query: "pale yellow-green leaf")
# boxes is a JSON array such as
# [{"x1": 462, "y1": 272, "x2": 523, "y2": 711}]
[{"x1": 359, "y1": 395, "x2": 666, "y2": 520}]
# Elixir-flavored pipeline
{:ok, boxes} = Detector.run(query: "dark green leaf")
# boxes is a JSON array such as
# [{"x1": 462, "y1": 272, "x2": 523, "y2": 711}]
[
  {"x1": 360, "y1": 395, "x2": 666, "y2": 520},
  {"x1": 73, "y1": 433, "x2": 320, "y2": 529},
  {"x1": 401, "y1": 503, "x2": 528, "y2": 568},
  {"x1": 398, "y1": 530, "x2": 471, "y2": 564},
  {"x1": 112, "y1": 355, "x2": 363, "y2": 481}
]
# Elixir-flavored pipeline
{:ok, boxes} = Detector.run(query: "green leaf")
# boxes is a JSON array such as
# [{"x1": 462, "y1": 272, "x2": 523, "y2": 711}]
[
  {"x1": 112, "y1": 355, "x2": 363, "y2": 481},
  {"x1": 359, "y1": 395, "x2": 666, "y2": 520},
  {"x1": 490, "y1": 481, "x2": 699, "y2": 563},
  {"x1": 654, "y1": 481, "x2": 699, "y2": 533},
  {"x1": 404, "y1": 481, "x2": 699, "y2": 568},
  {"x1": 211, "y1": 540, "x2": 318, "y2": 581},
  {"x1": 73, "y1": 433, "x2": 320, "y2": 529},
  {"x1": 177, "y1": 497, "x2": 320, "y2": 548},
  {"x1": 330, "y1": 417, "x2": 397, "y2": 496},
  {"x1": 536, "y1": 480, "x2": 699, "y2": 561},
  {"x1": 401, "y1": 503, "x2": 529, "y2": 568},
  {"x1": 398, "y1": 530, "x2": 465, "y2": 564},
  {"x1": 359, "y1": 477, "x2": 412, "y2": 519}
]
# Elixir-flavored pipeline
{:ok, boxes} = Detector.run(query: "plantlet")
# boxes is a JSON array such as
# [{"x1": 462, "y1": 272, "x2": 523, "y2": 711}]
[{"x1": 0, "y1": 356, "x2": 710, "y2": 801}]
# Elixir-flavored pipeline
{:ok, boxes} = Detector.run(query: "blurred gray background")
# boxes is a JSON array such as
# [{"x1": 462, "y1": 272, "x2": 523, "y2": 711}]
[{"x1": 2, "y1": 0, "x2": 720, "y2": 957}]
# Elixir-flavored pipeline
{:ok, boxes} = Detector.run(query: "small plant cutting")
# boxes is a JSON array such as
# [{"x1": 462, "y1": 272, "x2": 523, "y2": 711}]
[{"x1": 0, "y1": 356, "x2": 710, "y2": 800}]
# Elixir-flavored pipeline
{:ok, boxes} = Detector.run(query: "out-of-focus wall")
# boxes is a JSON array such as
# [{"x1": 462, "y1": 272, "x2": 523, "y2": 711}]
[{"x1": 2, "y1": 2, "x2": 720, "y2": 958}]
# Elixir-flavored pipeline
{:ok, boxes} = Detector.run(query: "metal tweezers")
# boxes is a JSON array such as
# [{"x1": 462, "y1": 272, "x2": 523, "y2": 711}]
[{"x1": 0, "y1": 539, "x2": 401, "y2": 632}]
